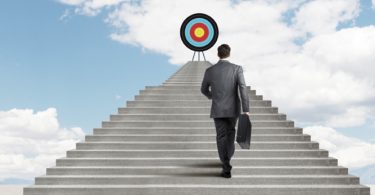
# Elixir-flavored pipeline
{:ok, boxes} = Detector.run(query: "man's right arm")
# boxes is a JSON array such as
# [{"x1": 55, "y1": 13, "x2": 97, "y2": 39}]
[
  {"x1": 237, "y1": 66, "x2": 250, "y2": 113},
  {"x1": 201, "y1": 69, "x2": 212, "y2": 99}
]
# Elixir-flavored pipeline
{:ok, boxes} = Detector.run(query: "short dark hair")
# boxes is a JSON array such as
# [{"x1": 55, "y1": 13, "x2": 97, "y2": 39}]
[{"x1": 217, "y1": 44, "x2": 230, "y2": 59}]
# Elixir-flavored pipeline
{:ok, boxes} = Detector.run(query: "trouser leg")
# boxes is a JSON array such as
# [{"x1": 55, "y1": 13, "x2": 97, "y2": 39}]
[
  {"x1": 213, "y1": 118, "x2": 227, "y2": 164},
  {"x1": 213, "y1": 117, "x2": 237, "y2": 172},
  {"x1": 227, "y1": 117, "x2": 237, "y2": 159}
]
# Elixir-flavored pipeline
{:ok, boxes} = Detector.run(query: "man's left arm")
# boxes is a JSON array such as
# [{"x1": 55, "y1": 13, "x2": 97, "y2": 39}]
[
  {"x1": 237, "y1": 66, "x2": 250, "y2": 112},
  {"x1": 201, "y1": 69, "x2": 212, "y2": 99}
]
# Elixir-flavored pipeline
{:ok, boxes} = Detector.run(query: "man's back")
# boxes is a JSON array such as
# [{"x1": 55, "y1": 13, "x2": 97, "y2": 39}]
[{"x1": 201, "y1": 59, "x2": 250, "y2": 118}]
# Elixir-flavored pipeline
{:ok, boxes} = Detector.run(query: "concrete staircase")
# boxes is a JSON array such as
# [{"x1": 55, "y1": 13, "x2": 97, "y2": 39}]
[{"x1": 24, "y1": 61, "x2": 370, "y2": 195}]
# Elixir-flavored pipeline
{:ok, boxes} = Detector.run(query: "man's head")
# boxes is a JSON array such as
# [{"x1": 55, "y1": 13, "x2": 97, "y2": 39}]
[{"x1": 217, "y1": 44, "x2": 231, "y2": 59}]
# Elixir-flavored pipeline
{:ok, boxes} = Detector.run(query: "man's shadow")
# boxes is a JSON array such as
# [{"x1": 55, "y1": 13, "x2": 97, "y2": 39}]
[{"x1": 168, "y1": 162, "x2": 223, "y2": 177}]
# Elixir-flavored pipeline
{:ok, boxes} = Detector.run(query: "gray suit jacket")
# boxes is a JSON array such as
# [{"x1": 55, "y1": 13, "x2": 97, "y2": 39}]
[{"x1": 201, "y1": 59, "x2": 250, "y2": 118}]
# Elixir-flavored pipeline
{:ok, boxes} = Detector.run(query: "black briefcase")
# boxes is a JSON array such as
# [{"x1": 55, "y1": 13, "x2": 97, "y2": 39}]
[{"x1": 236, "y1": 114, "x2": 252, "y2": 149}]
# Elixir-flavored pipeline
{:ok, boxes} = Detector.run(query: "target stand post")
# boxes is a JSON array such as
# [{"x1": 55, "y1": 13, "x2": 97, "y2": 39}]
[{"x1": 192, "y1": 51, "x2": 206, "y2": 61}]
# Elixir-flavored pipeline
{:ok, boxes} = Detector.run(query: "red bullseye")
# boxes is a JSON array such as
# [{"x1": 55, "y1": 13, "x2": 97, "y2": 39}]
[{"x1": 189, "y1": 23, "x2": 209, "y2": 42}]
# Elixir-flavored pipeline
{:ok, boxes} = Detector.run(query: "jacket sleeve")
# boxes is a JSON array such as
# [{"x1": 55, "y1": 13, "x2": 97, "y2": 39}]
[
  {"x1": 237, "y1": 66, "x2": 250, "y2": 112},
  {"x1": 201, "y1": 69, "x2": 212, "y2": 99}
]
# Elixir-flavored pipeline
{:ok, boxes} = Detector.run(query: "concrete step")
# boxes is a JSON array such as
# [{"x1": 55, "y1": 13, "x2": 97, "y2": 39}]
[
  {"x1": 125, "y1": 100, "x2": 271, "y2": 107},
  {"x1": 166, "y1": 76, "x2": 206, "y2": 79},
  {"x1": 168, "y1": 75, "x2": 204, "y2": 77},
  {"x1": 172, "y1": 72, "x2": 207, "y2": 75},
  {"x1": 163, "y1": 80, "x2": 204, "y2": 84},
  {"x1": 167, "y1": 74, "x2": 207, "y2": 77},
  {"x1": 75, "y1": 141, "x2": 319, "y2": 150},
  {"x1": 162, "y1": 82, "x2": 203, "y2": 85},
  {"x1": 166, "y1": 79, "x2": 206, "y2": 82},
  {"x1": 101, "y1": 120, "x2": 294, "y2": 128},
  {"x1": 23, "y1": 184, "x2": 371, "y2": 195},
  {"x1": 118, "y1": 107, "x2": 278, "y2": 114},
  {"x1": 34, "y1": 175, "x2": 359, "y2": 185},
  {"x1": 168, "y1": 75, "x2": 206, "y2": 78},
  {"x1": 169, "y1": 73, "x2": 206, "y2": 75},
  {"x1": 46, "y1": 165, "x2": 347, "y2": 175},
  {"x1": 55, "y1": 157, "x2": 337, "y2": 167},
  {"x1": 66, "y1": 149, "x2": 329, "y2": 158},
  {"x1": 173, "y1": 68, "x2": 209, "y2": 73},
  {"x1": 166, "y1": 77, "x2": 205, "y2": 80},
  {"x1": 166, "y1": 79, "x2": 205, "y2": 82},
  {"x1": 134, "y1": 94, "x2": 263, "y2": 100},
  {"x1": 85, "y1": 134, "x2": 310, "y2": 142},
  {"x1": 167, "y1": 75, "x2": 204, "y2": 79},
  {"x1": 139, "y1": 89, "x2": 256, "y2": 95},
  {"x1": 110, "y1": 113, "x2": 286, "y2": 121},
  {"x1": 93, "y1": 127, "x2": 303, "y2": 135},
  {"x1": 167, "y1": 77, "x2": 203, "y2": 80},
  {"x1": 162, "y1": 83, "x2": 204, "y2": 86},
  {"x1": 145, "y1": 85, "x2": 251, "y2": 90}
]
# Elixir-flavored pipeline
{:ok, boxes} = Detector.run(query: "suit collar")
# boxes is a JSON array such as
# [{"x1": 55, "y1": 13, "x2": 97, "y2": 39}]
[{"x1": 218, "y1": 59, "x2": 230, "y2": 63}]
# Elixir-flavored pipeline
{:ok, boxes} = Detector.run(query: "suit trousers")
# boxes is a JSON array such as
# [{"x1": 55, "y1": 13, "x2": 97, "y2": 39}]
[{"x1": 213, "y1": 117, "x2": 238, "y2": 172}]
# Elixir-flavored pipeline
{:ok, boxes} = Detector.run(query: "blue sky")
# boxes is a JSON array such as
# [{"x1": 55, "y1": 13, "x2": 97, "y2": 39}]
[
  {"x1": 0, "y1": 0, "x2": 178, "y2": 133},
  {"x1": 1, "y1": 0, "x2": 375, "y2": 185}
]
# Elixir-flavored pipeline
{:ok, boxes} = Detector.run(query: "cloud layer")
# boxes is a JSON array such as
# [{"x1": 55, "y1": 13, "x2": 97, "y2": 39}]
[
  {"x1": 0, "y1": 108, "x2": 84, "y2": 182},
  {"x1": 304, "y1": 126, "x2": 375, "y2": 169}
]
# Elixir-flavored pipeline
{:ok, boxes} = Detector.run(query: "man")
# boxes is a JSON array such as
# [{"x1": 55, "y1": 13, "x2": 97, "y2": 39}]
[{"x1": 201, "y1": 44, "x2": 250, "y2": 178}]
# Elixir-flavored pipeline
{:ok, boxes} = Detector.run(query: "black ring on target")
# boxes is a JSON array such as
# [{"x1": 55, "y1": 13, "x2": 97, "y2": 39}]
[{"x1": 180, "y1": 13, "x2": 219, "y2": 52}]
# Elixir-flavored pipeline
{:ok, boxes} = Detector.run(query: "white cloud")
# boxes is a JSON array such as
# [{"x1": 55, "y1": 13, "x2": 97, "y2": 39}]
[
  {"x1": 59, "y1": 9, "x2": 71, "y2": 21},
  {"x1": 58, "y1": 0, "x2": 86, "y2": 6},
  {"x1": 304, "y1": 126, "x2": 375, "y2": 169},
  {"x1": 59, "y1": 0, "x2": 135, "y2": 16},
  {"x1": 373, "y1": 0, "x2": 375, "y2": 9},
  {"x1": 302, "y1": 26, "x2": 375, "y2": 79},
  {"x1": 292, "y1": 0, "x2": 360, "y2": 36},
  {"x1": 325, "y1": 106, "x2": 370, "y2": 128},
  {"x1": 57, "y1": 0, "x2": 375, "y2": 170},
  {"x1": 0, "y1": 108, "x2": 84, "y2": 182}
]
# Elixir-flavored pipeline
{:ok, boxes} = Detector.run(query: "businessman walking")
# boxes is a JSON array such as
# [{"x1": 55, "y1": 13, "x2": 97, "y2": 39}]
[{"x1": 201, "y1": 44, "x2": 250, "y2": 178}]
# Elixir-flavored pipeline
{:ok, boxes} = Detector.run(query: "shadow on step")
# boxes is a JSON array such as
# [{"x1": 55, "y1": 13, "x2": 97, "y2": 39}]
[
  {"x1": 167, "y1": 162, "x2": 222, "y2": 177},
  {"x1": 187, "y1": 162, "x2": 222, "y2": 168},
  {"x1": 169, "y1": 172, "x2": 222, "y2": 177}
]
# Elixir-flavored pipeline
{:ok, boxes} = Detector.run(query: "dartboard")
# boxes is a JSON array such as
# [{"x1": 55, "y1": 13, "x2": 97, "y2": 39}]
[{"x1": 180, "y1": 13, "x2": 219, "y2": 51}]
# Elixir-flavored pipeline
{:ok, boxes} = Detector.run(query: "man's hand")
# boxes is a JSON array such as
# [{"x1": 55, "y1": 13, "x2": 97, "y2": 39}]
[{"x1": 244, "y1": 112, "x2": 250, "y2": 117}]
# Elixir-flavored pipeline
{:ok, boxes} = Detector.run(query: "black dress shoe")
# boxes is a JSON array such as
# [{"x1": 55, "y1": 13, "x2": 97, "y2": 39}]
[{"x1": 220, "y1": 170, "x2": 231, "y2": 178}]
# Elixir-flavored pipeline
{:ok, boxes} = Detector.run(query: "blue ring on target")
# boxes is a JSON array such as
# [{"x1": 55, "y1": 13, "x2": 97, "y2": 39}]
[{"x1": 180, "y1": 13, "x2": 219, "y2": 51}]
